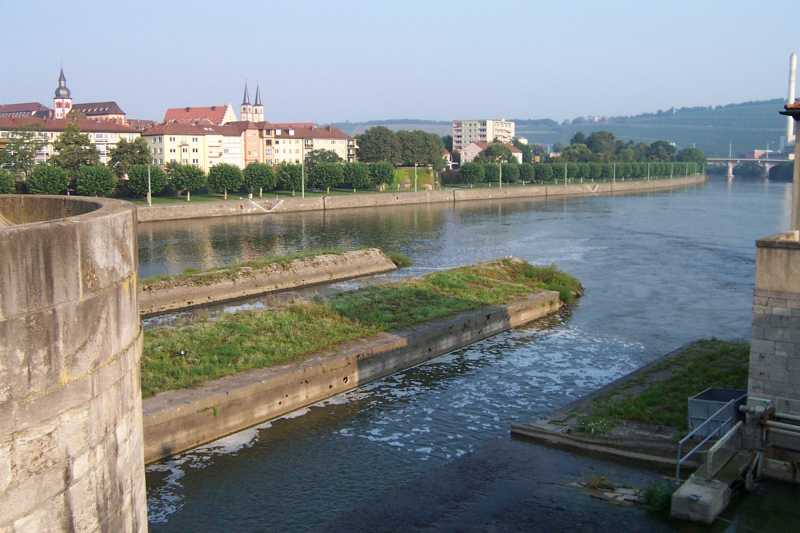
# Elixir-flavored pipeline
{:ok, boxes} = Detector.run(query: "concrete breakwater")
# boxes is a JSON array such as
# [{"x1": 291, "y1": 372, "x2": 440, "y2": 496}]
[
  {"x1": 142, "y1": 290, "x2": 561, "y2": 463},
  {"x1": 138, "y1": 248, "x2": 397, "y2": 316},
  {"x1": 136, "y1": 174, "x2": 707, "y2": 223}
]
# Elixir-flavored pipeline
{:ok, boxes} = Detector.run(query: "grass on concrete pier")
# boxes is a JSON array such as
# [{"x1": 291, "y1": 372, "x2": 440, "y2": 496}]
[
  {"x1": 576, "y1": 339, "x2": 749, "y2": 433},
  {"x1": 142, "y1": 259, "x2": 581, "y2": 397},
  {"x1": 140, "y1": 247, "x2": 412, "y2": 289}
]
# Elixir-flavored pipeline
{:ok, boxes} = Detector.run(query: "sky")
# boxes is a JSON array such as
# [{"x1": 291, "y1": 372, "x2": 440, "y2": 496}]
[{"x1": 1, "y1": 0, "x2": 798, "y2": 123}]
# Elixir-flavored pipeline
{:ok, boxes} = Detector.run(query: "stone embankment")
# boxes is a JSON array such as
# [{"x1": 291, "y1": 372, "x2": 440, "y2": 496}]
[
  {"x1": 142, "y1": 290, "x2": 561, "y2": 463},
  {"x1": 138, "y1": 248, "x2": 397, "y2": 316},
  {"x1": 136, "y1": 174, "x2": 707, "y2": 223}
]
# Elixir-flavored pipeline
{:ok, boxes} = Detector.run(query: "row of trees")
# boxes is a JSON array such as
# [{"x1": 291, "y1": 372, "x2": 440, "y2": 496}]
[
  {"x1": 450, "y1": 161, "x2": 702, "y2": 185},
  {"x1": 356, "y1": 127, "x2": 445, "y2": 169},
  {"x1": 557, "y1": 131, "x2": 706, "y2": 163}
]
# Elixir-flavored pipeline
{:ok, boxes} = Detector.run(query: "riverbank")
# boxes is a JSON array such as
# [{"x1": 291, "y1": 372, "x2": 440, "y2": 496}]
[
  {"x1": 138, "y1": 248, "x2": 400, "y2": 316},
  {"x1": 511, "y1": 339, "x2": 749, "y2": 470},
  {"x1": 136, "y1": 174, "x2": 706, "y2": 223},
  {"x1": 141, "y1": 258, "x2": 580, "y2": 462}
]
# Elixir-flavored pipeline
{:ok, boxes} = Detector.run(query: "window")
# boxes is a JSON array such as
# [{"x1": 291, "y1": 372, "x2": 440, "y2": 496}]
[
  {"x1": 169, "y1": 148, "x2": 176, "y2": 153},
  {"x1": 192, "y1": 148, "x2": 198, "y2": 153},
  {"x1": 192, "y1": 159, "x2": 199, "y2": 164},
  {"x1": 192, "y1": 137, "x2": 198, "y2": 142},
  {"x1": 169, "y1": 137, "x2": 176, "y2": 142},
  {"x1": 182, "y1": 147, "x2": 188, "y2": 153}
]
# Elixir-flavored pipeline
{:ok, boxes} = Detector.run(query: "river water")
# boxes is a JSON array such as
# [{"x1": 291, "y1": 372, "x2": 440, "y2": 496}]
[{"x1": 141, "y1": 178, "x2": 791, "y2": 532}]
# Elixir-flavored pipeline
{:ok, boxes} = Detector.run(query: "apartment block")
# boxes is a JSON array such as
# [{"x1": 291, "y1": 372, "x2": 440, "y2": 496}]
[{"x1": 452, "y1": 119, "x2": 515, "y2": 152}]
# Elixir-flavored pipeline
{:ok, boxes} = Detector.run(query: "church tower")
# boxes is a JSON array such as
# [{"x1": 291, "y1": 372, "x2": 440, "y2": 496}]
[
  {"x1": 240, "y1": 82, "x2": 253, "y2": 122},
  {"x1": 253, "y1": 84, "x2": 264, "y2": 122},
  {"x1": 53, "y1": 68, "x2": 72, "y2": 119}
]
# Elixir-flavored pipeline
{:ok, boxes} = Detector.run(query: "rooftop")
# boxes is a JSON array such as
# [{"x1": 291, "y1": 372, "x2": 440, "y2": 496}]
[{"x1": 0, "y1": 117, "x2": 138, "y2": 133}]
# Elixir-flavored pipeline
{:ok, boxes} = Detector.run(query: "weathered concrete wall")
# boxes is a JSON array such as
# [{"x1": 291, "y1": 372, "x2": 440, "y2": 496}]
[
  {"x1": 0, "y1": 195, "x2": 147, "y2": 532},
  {"x1": 136, "y1": 174, "x2": 707, "y2": 223},
  {"x1": 142, "y1": 291, "x2": 561, "y2": 463},
  {"x1": 139, "y1": 248, "x2": 398, "y2": 316},
  {"x1": 748, "y1": 232, "x2": 800, "y2": 414}
]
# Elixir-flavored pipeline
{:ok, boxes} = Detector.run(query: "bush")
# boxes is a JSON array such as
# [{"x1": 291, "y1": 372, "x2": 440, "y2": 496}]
[
  {"x1": 485, "y1": 163, "x2": 500, "y2": 181},
  {"x1": 208, "y1": 163, "x2": 243, "y2": 197},
  {"x1": 502, "y1": 163, "x2": 520, "y2": 182},
  {"x1": 76, "y1": 165, "x2": 117, "y2": 196},
  {"x1": 459, "y1": 162, "x2": 484, "y2": 184},
  {"x1": 127, "y1": 164, "x2": 167, "y2": 197},
  {"x1": 243, "y1": 162, "x2": 276, "y2": 195},
  {"x1": 0, "y1": 169, "x2": 14, "y2": 194},
  {"x1": 343, "y1": 162, "x2": 371, "y2": 190},
  {"x1": 168, "y1": 164, "x2": 206, "y2": 199},
  {"x1": 368, "y1": 161, "x2": 395, "y2": 187},
  {"x1": 28, "y1": 164, "x2": 69, "y2": 195},
  {"x1": 276, "y1": 163, "x2": 302, "y2": 192},
  {"x1": 519, "y1": 162, "x2": 534, "y2": 181},
  {"x1": 643, "y1": 480, "x2": 676, "y2": 515},
  {"x1": 310, "y1": 162, "x2": 343, "y2": 192}
]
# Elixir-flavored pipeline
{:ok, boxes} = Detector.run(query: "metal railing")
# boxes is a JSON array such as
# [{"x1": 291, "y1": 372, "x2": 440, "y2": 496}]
[{"x1": 675, "y1": 397, "x2": 739, "y2": 481}]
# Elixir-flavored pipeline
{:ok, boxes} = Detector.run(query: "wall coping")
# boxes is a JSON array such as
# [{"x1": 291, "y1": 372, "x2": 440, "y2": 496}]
[
  {"x1": 756, "y1": 231, "x2": 800, "y2": 250},
  {"x1": 0, "y1": 194, "x2": 135, "y2": 232}
]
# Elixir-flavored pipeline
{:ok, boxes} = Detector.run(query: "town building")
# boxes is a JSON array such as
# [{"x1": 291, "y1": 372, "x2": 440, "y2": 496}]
[
  {"x1": 459, "y1": 141, "x2": 523, "y2": 165},
  {"x1": 0, "y1": 117, "x2": 140, "y2": 165},
  {"x1": 451, "y1": 119, "x2": 515, "y2": 152},
  {"x1": 142, "y1": 122, "x2": 243, "y2": 172},
  {"x1": 0, "y1": 69, "x2": 129, "y2": 124},
  {"x1": 266, "y1": 124, "x2": 356, "y2": 165}
]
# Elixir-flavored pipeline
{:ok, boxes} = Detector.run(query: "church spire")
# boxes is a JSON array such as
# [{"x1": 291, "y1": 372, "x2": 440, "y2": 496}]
[
  {"x1": 242, "y1": 82, "x2": 251, "y2": 105},
  {"x1": 254, "y1": 85, "x2": 262, "y2": 106}
]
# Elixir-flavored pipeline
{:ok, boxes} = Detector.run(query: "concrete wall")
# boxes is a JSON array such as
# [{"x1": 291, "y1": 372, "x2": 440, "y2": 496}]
[
  {"x1": 142, "y1": 291, "x2": 561, "y2": 463},
  {"x1": 139, "y1": 248, "x2": 398, "y2": 316},
  {"x1": 0, "y1": 195, "x2": 147, "y2": 532},
  {"x1": 136, "y1": 174, "x2": 707, "y2": 223}
]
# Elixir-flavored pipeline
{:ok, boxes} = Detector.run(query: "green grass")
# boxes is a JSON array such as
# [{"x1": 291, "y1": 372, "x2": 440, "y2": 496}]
[
  {"x1": 141, "y1": 247, "x2": 413, "y2": 288},
  {"x1": 580, "y1": 339, "x2": 749, "y2": 432},
  {"x1": 142, "y1": 259, "x2": 580, "y2": 396},
  {"x1": 642, "y1": 480, "x2": 677, "y2": 515},
  {"x1": 128, "y1": 192, "x2": 229, "y2": 205}
]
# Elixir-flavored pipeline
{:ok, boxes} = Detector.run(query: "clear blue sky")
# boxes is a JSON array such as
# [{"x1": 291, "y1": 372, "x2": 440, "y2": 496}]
[{"x1": 1, "y1": 0, "x2": 796, "y2": 123}]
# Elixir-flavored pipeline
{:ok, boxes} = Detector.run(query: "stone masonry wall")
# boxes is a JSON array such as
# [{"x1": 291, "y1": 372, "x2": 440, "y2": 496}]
[{"x1": 0, "y1": 196, "x2": 147, "y2": 532}]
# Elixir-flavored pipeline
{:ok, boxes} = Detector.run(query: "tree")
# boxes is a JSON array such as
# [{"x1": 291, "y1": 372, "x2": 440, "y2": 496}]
[
  {"x1": 50, "y1": 123, "x2": 99, "y2": 177},
  {"x1": 484, "y1": 163, "x2": 500, "y2": 181},
  {"x1": 277, "y1": 163, "x2": 302, "y2": 193},
  {"x1": 570, "y1": 132, "x2": 587, "y2": 145},
  {"x1": 0, "y1": 168, "x2": 15, "y2": 194},
  {"x1": 343, "y1": 162, "x2": 371, "y2": 190},
  {"x1": 126, "y1": 164, "x2": 167, "y2": 197},
  {"x1": 368, "y1": 161, "x2": 395, "y2": 188},
  {"x1": 585, "y1": 131, "x2": 616, "y2": 158},
  {"x1": 208, "y1": 163, "x2": 243, "y2": 199},
  {"x1": 304, "y1": 149, "x2": 341, "y2": 172},
  {"x1": 501, "y1": 163, "x2": 520, "y2": 182},
  {"x1": 76, "y1": 165, "x2": 116, "y2": 196},
  {"x1": 28, "y1": 164, "x2": 69, "y2": 195},
  {"x1": 459, "y1": 162, "x2": 484, "y2": 184},
  {"x1": 441, "y1": 134, "x2": 453, "y2": 152},
  {"x1": 168, "y1": 164, "x2": 206, "y2": 201},
  {"x1": 519, "y1": 162, "x2": 534, "y2": 181},
  {"x1": 647, "y1": 140, "x2": 677, "y2": 161},
  {"x1": 676, "y1": 147, "x2": 706, "y2": 165},
  {"x1": 242, "y1": 162, "x2": 276, "y2": 197},
  {"x1": 0, "y1": 129, "x2": 46, "y2": 179},
  {"x1": 356, "y1": 126, "x2": 401, "y2": 163},
  {"x1": 560, "y1": 143, "x2": 593, "y2": 162},
  {"x1": 109, "y1": 138, "x2": 151, "y2": 178},
  {"x1": 309, "y1": 162, "x2": 343, "y2": 192}
]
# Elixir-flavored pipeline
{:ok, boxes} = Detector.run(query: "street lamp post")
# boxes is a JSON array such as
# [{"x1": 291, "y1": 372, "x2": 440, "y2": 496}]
[
  {"x1": 147, "y1": 164, "x2": 152, "y2": 207},
  {"x1": 300, "y1": 141, "x2": 305, "y2": 198},
  {"x1": 414, "y1": 162, "x2": 418, "y2": 193},
  {"x1": 498, "y1": 161, "x2": 503, "y2": 189}
]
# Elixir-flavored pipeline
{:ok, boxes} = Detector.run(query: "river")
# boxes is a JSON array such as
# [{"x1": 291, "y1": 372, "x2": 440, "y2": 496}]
[{"x1": 141, "y1": 178, "x2": 791, "y2": 531}]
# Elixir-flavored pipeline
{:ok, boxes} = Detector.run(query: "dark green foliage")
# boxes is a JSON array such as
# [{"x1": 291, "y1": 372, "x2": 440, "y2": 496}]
[
  {"x1": 0, "y1": 129, "x2": 46, "y2": 179},
  {"x1": 459, "y1": 162, "x2": 484, "y2": 184},
  {"x1": 242, "y1": 162, "x2": 276, "y2": 193},
  {"x1": 342, "y1": 162, "x2": 371, "y2": 190},
  {"x1": 0, "y1": 169, "x2": 14, "y2": 194},
  {"x1": 127, "y1": 164, "x2": 167, "y2": 196},
  {"x1": 484, "y1": 163, "x2": 500, "y2": 181},
  {"x1": 309, "y1": 162, "x2": 343, "y2": 191},
  {"x1": 168, "y1": 164, "x2": 206, "y2": 196},
  {"x1": 109, "y1": 137, "x2": 151, "y2": 177},
  {"x1": 208, "y1": 163, "x2": 243, "y2": 196},
  {"x1": 277, "y1": 163, "x2": 303, "y2": 192},
  {"x1": 28, "y1": 164, "x2": 69, "y2": 194},
  {"x1": 368, "y1": 161, "x2": 395, "y2": 186},
  {"x1": 305, "y1": 149, "x2": 342, "y2": 171},
  {"x1": 643, "y1": 481, "x2": 677, "y2": 515},
  {"x1": 519, "y1": 162, "x2": 534, "y2": 181},
  {"x1": 50, "y1": 123, "x2": 99, "y2": 176},
  {"x1": 357, "y1": 126, "x2": 402, "y2": 163},
  {"x1": 501, "y1": 163, "x2": 519, "y2": 182},
  {"x1": 76, "y1": 165, "x2": 116, "y2": 196}
]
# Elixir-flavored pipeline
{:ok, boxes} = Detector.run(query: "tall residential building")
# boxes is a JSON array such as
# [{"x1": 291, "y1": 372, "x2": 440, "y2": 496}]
[
  {"x1": 265, "y1": 124, "x2": 357, "y2": 165},
  {"x1": 142, "y1": 122, "x2": 243, "y2": 172},
  {"x1": 451, "y1": 119, "x2": 515, "y2": 152}
]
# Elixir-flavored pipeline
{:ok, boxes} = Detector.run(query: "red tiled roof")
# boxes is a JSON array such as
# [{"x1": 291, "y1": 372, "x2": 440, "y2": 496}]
[
  {"x1": 127, "y1": 119, "x2": 157, "y2": 131},
  {"x1": 471, "y1": 141, "x2": 521, "y2": 153},
  {"x1": 142, "y1": 122, "x2": 243, "y2": 137},
  {"x1": 72, "y1": 101, "x2": 126, "y2": 116},
  {"x1": 163, "y1": 105, "x2": 232, "y2": 125},
  {"x1": 0, "y1": 117, "x2": 137, "y2": 133},
  {"x1": 271, "y1": 122, "x2": 315, "y2": 129},
  {"x1": 272, "y1": 125, "x2": 349, "y2": 140},
  {"x1": 0, "y1": 102, "x2": 50, "y2": 115}
]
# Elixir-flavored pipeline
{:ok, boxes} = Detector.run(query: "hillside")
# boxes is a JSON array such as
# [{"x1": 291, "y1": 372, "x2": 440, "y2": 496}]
[{"x1": 334, "y1": 99, "x2": 787, "y2": 157}]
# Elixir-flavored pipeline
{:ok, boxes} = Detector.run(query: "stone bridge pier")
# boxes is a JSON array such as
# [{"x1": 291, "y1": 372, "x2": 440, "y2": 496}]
[{"x1": 0, "y1": 196, "x2": 147, "y2": 532}]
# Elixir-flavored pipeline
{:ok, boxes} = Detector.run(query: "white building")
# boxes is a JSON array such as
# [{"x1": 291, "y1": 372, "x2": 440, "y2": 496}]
[{"x1": 451, "y1": 119, "x2": 515, "y2": 152}]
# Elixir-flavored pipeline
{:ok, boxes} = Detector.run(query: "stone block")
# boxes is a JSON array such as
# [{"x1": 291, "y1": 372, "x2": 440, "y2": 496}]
[{"x1": 671, "y1": 475, "x2": 730, "y2": 524}]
